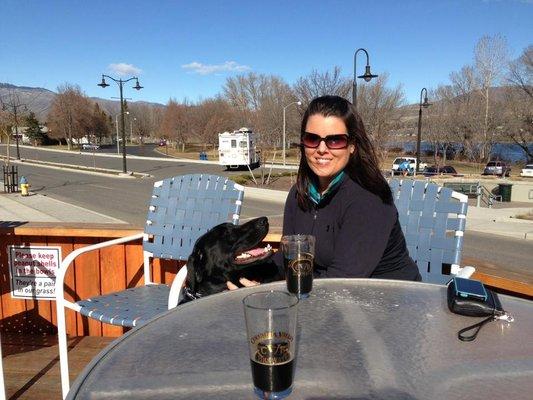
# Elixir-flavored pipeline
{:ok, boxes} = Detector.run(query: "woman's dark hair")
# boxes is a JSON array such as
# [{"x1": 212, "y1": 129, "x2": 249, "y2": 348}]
[{"x1": 296, "y1": 95, "x2": 392, "y2": 209}]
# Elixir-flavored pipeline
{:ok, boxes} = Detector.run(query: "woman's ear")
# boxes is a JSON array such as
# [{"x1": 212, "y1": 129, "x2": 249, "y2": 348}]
[{"x1": 349, "y1": 144, "x2": 356, "y2": 154}]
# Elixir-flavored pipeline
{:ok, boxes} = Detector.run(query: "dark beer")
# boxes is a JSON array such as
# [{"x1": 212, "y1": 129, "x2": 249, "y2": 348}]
[
  {"x1": 285, "y1": 252, "x2": 313, "y2": 297},
  {"x1": 251, "y1": 359, "x2": 294, "y2": 393}
]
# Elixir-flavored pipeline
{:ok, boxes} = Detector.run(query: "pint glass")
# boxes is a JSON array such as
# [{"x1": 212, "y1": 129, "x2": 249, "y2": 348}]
[
  {"x1": 281, "y1": 235, "x2": 315, "y2": 298},
  {"x1": 243, "y1": 291, "x2": 299, "y2": 399}
]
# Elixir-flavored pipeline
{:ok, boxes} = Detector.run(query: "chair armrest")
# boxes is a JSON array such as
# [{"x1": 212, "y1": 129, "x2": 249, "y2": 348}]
[
  {"x1": 56, "y1": 232, "x2": 144, "y2": 283},
  {"x1": 168, "y1": 265, "x2": 188, "y2": 309}
]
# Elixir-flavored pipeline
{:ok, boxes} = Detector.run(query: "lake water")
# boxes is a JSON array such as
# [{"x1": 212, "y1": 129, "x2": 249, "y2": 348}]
[{"x1": 391, "y1": 141, "x2": 532, "y2": 163}]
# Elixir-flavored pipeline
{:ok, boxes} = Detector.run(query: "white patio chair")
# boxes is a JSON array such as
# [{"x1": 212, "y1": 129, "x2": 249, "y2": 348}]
[
  {"x1": 56, "y1": 174, "x2": 244, "y2": 398},
  {"x1": 389, "y1": 179, "x2": 475, "y2": 284}
]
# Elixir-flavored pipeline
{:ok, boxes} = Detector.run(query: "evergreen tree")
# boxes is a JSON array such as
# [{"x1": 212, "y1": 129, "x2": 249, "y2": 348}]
[{"x1": 25, "y1": 112, "x2": 47, "y2": 144}]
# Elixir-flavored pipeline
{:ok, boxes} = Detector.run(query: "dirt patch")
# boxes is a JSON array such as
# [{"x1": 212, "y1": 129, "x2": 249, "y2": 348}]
[
  {"x1": 238, "y1": 173, "x2": 296, "y2": 192},
  {"x1": 515, "y1": 211, "x2": 533, "y2": 221}
]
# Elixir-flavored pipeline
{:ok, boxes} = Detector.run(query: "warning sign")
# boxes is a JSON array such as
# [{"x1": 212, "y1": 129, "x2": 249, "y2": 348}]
[{"x1": 8, "y1": 246, "x2": 62, "y2": 300}]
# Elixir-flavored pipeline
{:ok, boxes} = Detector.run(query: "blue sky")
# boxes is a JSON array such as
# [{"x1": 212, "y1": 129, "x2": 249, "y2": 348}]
[{"x1": 1, "y1": 0, "x2": 531, "y2": 105}]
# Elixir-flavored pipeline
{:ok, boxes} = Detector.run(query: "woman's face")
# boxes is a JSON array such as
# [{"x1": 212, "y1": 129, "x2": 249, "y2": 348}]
[{"x1": 304, "y1": 114, "x2": 355, "y2": 191}]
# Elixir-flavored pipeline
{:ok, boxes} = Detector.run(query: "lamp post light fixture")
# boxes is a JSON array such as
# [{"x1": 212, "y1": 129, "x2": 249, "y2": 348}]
[
  {"x1": 352, "y1": 48, "x2": 378, "y2": 111},
  {"x1": 282, "y1": 100, "x2": 301, "y2": 166},
  {"x1": 98, "y1": 74, "x2": 143, "y2": 173},
  {"x1": 415, "y1": 88, "x2": 431, "y2": 175}
]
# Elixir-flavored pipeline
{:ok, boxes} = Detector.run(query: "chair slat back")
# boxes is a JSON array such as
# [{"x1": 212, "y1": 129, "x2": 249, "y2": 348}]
[
  {"x1": 144, "y1": 174, "x2": 244, "y2": 260},
  {"x1": 389, "y1": 179, "x2": 468, "y2": 284}
]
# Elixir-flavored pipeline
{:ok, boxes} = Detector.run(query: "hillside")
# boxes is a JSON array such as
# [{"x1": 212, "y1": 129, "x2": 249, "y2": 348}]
[{"x1": 0, "y1": 83, "x2": 165, "y2": 122}]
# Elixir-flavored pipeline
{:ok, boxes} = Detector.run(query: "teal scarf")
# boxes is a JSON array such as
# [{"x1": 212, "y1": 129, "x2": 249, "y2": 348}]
[{"x1": 308, "y1": 171, "x2": 345, "y2": 205}]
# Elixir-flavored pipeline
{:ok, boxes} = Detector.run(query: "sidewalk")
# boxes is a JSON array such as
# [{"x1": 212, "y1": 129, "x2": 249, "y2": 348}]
[
  {"x1": 467, "y1": 204, "x2": 533, "y2": 240},
  {"x1": 1, "y1": 187, "x2": 532, "y2": 239},
  {"x1": 0, "y1": 192, "x2": 126, "y2": 224}
]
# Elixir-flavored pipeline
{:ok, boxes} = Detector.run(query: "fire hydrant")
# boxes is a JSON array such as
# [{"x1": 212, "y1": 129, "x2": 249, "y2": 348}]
[{"x1": 20, "y1": 176, "x2": 30, "y2": 196}]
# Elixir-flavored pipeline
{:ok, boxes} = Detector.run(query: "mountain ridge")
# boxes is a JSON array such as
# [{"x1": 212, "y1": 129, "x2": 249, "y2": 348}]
[{"x1": 0, "y1": 82, "x2": 165, "y2": 121}]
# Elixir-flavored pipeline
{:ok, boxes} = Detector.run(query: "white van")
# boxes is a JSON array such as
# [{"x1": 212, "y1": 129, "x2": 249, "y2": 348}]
[
  {"x1": 391, "y1": 156, "x2": 427, "y2": 175},
  {"x1": 218, "y1": 128, "x2": 261, "y2": 169}
]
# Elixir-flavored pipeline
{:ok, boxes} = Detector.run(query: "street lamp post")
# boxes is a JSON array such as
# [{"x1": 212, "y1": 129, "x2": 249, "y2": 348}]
[
  {"x1": 352, "y1": 48, "x2": 378, "y2": 111},
  {"x1": 415, "y1": 88, "x2": 431, "y2": 175},
  {"x1": 98, "y1": 75, "x2": 143, "y2": 173},
  {"x1": 282, "y1": 101, "x2": 301, "y2": 166}
]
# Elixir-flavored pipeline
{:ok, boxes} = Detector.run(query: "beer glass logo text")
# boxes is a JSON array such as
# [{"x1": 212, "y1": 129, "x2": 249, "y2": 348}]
[
  {"x1": 251, "y1": 331, "x2": 293, "y2": 365},
  {"x1": 288, "y1": 254, "x2": 313, "y2": 276}
]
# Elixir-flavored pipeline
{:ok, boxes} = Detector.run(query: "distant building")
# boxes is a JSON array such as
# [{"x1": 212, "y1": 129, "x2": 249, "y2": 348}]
[{"x1": 11, "y1": 125, "x2": 49, "y2": 144}]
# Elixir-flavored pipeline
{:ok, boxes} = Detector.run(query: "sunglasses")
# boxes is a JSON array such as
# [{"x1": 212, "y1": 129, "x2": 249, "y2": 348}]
[{"x1": 301, "y1": 132, "x2": 350, "y2": 149}]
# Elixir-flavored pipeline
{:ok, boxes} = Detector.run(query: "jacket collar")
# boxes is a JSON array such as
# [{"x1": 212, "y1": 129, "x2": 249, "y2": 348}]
[{"x1": 308, "y1": 171, "x2": 345, "y2": 206}]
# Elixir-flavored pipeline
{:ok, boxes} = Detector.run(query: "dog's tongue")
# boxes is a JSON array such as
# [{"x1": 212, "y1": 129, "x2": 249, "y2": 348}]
[
  {"x1": 235, "y1": 244, "x2": 273, "y2": 261},
  {"x1": 247, "y1": 248, "x2": 267, "y2": 257}
]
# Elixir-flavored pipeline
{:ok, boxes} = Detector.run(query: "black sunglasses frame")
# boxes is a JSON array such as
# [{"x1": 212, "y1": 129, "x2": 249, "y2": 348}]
[{"x1": 301, "y1": 132, "x2": 350, "y2": 149}]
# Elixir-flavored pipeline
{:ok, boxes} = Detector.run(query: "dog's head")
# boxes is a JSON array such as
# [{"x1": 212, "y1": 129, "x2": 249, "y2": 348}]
[{"x1": 186, "y1": 217, "x2": 273, "y2": 296}]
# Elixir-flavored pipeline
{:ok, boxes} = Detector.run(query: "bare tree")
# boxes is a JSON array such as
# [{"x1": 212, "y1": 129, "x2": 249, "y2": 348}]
[
  {"x1": 356, "y1": 73, "x2": 405, "y2": 158},
  {"x1": 502, "y1": 45, "x2": 533, "y2": 161},
  {"x1": 223, "y1": 73, "x2": 262, "y2": 126},
  {"x1": 474, "y1": 34, "x2": 509, "y2": 160},
  {"x1": 129, "y1": 103, "x2": 162, "y2": 142},
  {"x1": 223, "y1": 73, "x2": 297, "y2": 146},
  {"x1": 47, "y1": 83, "x2": 92, "y2": 149},
  {"x1": 499, "y1": 87, "x2": 533, "y2": 161},
  {"x1": 191, "y1": 97, "x2": 236, "y2": 147},
  {"x1": 0, "y1": 107, "x2": 15, "y2": 165},
  {"x1": 292, "y1": 66, "x2": 351, "y2": 107},
  {"x1": 159, "y1": 99, "x2": 191, "y2": 151},
  {"x1": 424, "y1": 86, "x2": 465, "y2": 165},
  {"x1": 446, "y1": 66, "x2": 487, "y2": 162},
  {"x1": 0, "y1": 88, "x2": 28, "y2": 159},
  {"x1": 508, "y1": 45, "x2": 533, "y2": 99}
]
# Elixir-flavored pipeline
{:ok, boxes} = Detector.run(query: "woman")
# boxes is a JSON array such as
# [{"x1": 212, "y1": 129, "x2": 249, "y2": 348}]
[
  {"x1": 277, "y1": 95, "x2": 419, "y2": 280},
  {"x1": 228, "y1": 95, "x2": 420, "y2": 289}
]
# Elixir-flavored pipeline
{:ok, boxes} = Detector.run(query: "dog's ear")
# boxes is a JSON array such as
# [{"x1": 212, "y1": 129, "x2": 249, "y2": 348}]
[{"x1": 186, "y1": 247, "x2": 205, "y2": 292}]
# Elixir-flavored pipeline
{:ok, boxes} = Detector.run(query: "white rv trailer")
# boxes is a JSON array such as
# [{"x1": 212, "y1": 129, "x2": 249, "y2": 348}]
[{"x1": 218, "y1": 127, "x2": 261, "y2": 169}]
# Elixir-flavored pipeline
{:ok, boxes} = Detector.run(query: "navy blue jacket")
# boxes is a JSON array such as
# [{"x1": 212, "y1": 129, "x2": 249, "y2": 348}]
[{"x1": 275, "y1": 176, "x2": 421, "y2": 281}]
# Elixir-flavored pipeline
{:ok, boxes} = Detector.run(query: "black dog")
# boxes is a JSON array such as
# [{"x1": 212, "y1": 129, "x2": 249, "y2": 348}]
[{"x1": 185, "y1": 216, "x2": 279, "y2": 298}]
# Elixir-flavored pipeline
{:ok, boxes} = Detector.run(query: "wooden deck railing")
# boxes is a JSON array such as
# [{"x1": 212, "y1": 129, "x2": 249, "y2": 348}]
[{"x1": 0, "y1": 223, "x2": 530, "y2": 338}]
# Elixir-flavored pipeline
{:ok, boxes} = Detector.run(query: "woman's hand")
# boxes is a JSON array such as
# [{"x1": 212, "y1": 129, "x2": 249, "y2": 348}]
[{"x1": 226, "y1": 277, "x2": 260, "y2": 290}]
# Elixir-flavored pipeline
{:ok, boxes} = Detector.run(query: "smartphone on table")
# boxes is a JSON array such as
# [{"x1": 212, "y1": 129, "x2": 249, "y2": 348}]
[{"x1": 453, "y1": 277, "x2": 488, "y2": 301}]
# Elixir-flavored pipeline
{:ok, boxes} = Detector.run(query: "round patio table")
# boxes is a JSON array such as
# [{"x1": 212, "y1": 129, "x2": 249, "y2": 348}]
[{"x1": 67, "y1": 279, "x2": 533, "y2": 400}]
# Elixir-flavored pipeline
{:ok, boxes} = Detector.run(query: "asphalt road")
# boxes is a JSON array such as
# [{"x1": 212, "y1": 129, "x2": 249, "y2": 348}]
[{"x1": 3, "y1": 145, "x2": 532, "y2": 278}]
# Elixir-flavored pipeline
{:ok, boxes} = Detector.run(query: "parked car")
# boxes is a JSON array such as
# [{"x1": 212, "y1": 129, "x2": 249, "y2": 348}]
[
  {"x1": 520, "y1": 164, "x2": 533, "y2": 178},
  {"x1": 81, "y1": 143, "x2": 100, "y2": 150},
  {"x1": 482, "y1": 161, "x2": 511, "y2": 177},
  {"x1": 391, "y1": 157, "x2": 428, "y2": 175},
  {"x1": 422, "y1": 165, "x2": 458, "y2": 177}
]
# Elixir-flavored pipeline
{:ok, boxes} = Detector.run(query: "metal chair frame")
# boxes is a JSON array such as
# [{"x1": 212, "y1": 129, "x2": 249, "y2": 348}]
[{"x1": 56, "y1": 174, "x2": 244, "y2": 398}]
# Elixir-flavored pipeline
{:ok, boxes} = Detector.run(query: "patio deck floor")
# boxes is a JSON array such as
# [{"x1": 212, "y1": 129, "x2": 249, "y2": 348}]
[{"x1": 2, "y1": 333, "x2": 113, "y2": 399}]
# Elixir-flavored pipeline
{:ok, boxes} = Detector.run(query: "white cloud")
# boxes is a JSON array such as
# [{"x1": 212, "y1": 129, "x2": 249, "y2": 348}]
[
  {"x1": 108, "y1": 63, "x2": 142, "y2": 76},
  {"x1": 181, "y1": 61, "x2": 251, "y2": 75}
]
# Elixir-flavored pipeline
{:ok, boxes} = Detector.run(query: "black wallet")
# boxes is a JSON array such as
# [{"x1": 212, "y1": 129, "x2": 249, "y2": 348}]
[
  {"x1": 447, "y1": 279, "x2": 509, "y2": 341},
  {"x1": 447, "y1": 280, "x2": 504, "y2": 317}
]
